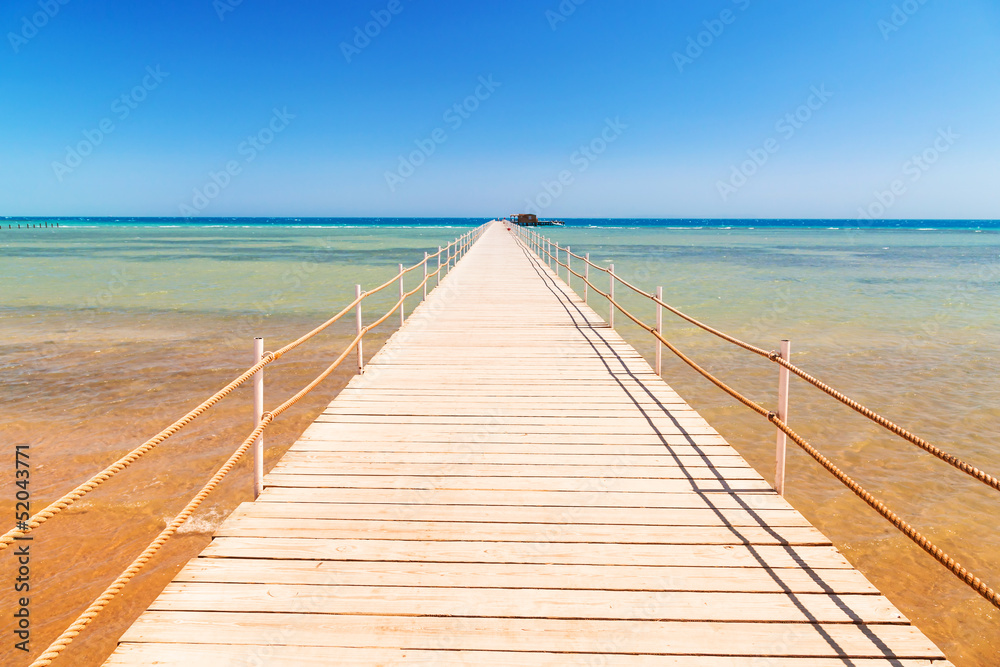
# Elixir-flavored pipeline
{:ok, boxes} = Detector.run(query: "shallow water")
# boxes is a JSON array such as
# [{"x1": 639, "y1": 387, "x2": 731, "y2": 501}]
[{"x1": 1, "y1": 222, "x2": 998, "y2": 665}]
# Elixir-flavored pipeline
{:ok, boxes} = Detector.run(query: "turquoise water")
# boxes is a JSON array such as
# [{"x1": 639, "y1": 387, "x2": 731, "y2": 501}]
[{"x1": 1, "y1": 220, "x2": 998, "y2": 665}]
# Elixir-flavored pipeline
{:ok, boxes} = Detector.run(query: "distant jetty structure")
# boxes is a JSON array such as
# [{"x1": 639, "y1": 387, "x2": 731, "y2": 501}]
[
  {"x1": 13, "y1": 220, "x2": 997, "y2": 665},
  {"x1": 507, "y1": 212, "x2": 564, "y2": 226}
]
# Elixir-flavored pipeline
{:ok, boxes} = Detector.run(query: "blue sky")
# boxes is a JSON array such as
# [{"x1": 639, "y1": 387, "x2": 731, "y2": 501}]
[{"x1": 1, "y1": 0, "x2": 998, "y2": 218}]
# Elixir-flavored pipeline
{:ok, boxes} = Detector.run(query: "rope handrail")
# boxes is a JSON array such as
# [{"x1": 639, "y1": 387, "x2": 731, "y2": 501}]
[
  {"x1": 511, "y1": 225, "x2": 1000, "y2": 612},
  {"x1": 30, "y1": 328, "x2": 367, "y2": 667},
  {"x1": 525, "y1": 227, "x2": 1000, "y2": 492},
  {"x1": 25, "y1": 221, "x2": 490, "y2": 665},
  {"x1": 0, "y1": 225, "x2": 484, "y2": 552}
]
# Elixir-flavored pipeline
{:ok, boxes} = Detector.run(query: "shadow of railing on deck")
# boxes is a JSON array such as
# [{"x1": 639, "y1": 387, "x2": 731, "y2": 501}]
[{"x1": 515, "y1": 238, "x2": 901, "y2": 665}]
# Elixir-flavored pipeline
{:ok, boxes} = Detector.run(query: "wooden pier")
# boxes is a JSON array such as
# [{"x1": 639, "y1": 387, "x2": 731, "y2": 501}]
[{"x1": 104, "y1": 222, "x2": 950, "y2": 665}]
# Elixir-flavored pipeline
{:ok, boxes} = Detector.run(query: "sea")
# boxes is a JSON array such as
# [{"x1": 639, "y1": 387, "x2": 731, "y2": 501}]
[{"x1": 1, "y1": 217, "x2": 998, "y2": 665}]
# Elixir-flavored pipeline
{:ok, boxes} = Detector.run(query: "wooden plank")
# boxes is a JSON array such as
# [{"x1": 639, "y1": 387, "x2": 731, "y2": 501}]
[
  {"x1": 287, "y1": 443, "x2": 745, "y2": 458},
  {"x1": 216, "y1": 516, "x2": 830, "y2": 546},
  {"x1": 258, "y1": 486, "x2": 794, "y2": 510},
  {"x1": 235, "y1": 500, "x2": 812, "y2": 528},
  {"x1": 174, "y1": 558, "x2": 882, "y2": 594},
  {"x1": 275, "y1": 452, "x2": 755, "y2": 468},
  {"x1": 259, "y1": 474, "x2": 778, "y2": 493},
  {"x1": 147, "y1": 582, "x2": 906, "y2": 624},
  {"x1": 200, "y1": 537, "x2": 854, "y2": 569},
  {"x1": 107, "y1": 644, "x2": 952, "y2": 666},
  {"x1": 267, "y1": 462, "x2": 765, "y2": 480},
  {"x1": 118, "y1": 613, "x2": 945, "y2": 658},
  {"x1": 294, "y1": 433, "x2": 732, "y2": 446}
]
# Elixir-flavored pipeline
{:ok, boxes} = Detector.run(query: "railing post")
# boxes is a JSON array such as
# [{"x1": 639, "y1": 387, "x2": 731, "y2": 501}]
[
  {"x1": 608, "y1": 264, "x2": 615, "y2": 328},
  {"x1": 252, "y1": 337, "x2": 264, "y2": 500},
  {"x1": 775, "y1": 339, "x2": 791, "y2": 496},
  {"x1": 355, "y1": 284, "x2": 364, "y2": 375},
  {"x1": 437, "y1": 246, "x2": 442, "y2": 285},
  {"x1": 584, "y1": 253, "x2": 590, "y2": 303},
  {"x1": 655, "y1": 286, "x2": 663, "y2": 376},
  {"x1": 566, "y1": 246, "x2": 571, "y2": 285},
  {"x1": 423, "y1": 252, "x2": 429, "y2": 301},
  {"x1": 398, "y1": 263, "x2": 405, "y2": 327}
]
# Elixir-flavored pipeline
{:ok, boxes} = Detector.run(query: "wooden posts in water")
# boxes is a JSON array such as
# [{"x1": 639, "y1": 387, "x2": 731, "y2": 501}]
[
  {"x1": 252, "y1": 338, "x2": 264, "y2": 500},
  {"x1": 775, "y1": 339, "x2": 791, "y2": 496},
  {"x1": 355, "y1": 285, "x2": 364, "y2": 375},
  {"x1": 655, "y1": 286, "x2": 663, "y2": 376},
  {"x1": 584, "y1": 253, "x2": 590, "y2": 303},
  {"x1": 608, "y1": 264, "x2": 615, "y2": 328}
]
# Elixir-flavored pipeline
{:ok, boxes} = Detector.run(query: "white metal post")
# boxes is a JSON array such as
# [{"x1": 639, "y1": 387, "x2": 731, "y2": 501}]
[
  {"x1": 398, "y1": 263, "x2": 405, "y2": 326},
  {"x1": 775, "y1": 339, "x2": 791, "y2": 496},
  {"x1": 437, "y1": 246, "x2": 442, "y2": 285},
  {"x1": 355, "y1": 284, "x2": 364, "y2": 374},
  {"x1": 655, "y1": 286, "x2": 663, "y2": 376},
  {"x1": 252, "y1": 337, "x2": 264, "y2": 499},
  {"x1": 584, "y1": 253, "x2": 590, "y2": 303},
  {"x1": 608, "y1": 264, "x2": 615, "y2": 328},
  {"x1": 423, "y1": 252, "x2": 429, "y2": 301},
  {"x1": 566, "y1": 246, "x2": 571, "y2": 286}
]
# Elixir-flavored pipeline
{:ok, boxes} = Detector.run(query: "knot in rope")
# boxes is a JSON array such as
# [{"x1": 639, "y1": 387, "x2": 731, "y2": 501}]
[
  {"x1": 767, "y1": 350, "x2": 780, "y2": 361},
  {"x1": 766, "y1": 411, "x2": 778, "y2": 423}
]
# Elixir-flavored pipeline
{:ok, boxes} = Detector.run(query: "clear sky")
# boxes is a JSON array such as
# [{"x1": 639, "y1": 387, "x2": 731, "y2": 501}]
[{"x1": 1, "y1": 0, "x2": 998, "y2": 219}]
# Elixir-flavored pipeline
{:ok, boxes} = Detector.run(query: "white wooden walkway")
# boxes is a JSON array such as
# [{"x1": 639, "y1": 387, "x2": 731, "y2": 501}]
[{"x1": 105, "y1": 222, "x2": 950, "y2": 666}]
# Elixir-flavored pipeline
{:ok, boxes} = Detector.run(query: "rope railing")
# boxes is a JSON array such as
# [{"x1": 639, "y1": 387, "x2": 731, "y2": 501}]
[
  {"x1": 0, "y1": 225, "x2": 484, "y2": 553},
  {"x1": 509, "y1": 223, "x2": 1000, "y2": 612},
  {"x1": 10, "y1": 222, "x2": 489, "y2": 666},
  {"x1": 519, "y1": 225, "x2": 1000, "y2": 494}
]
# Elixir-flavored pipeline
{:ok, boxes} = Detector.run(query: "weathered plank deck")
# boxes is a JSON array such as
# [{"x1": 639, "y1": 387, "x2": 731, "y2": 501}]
[{"x1": 105, "y1": 222, "x2": 950, "y2": 665}]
